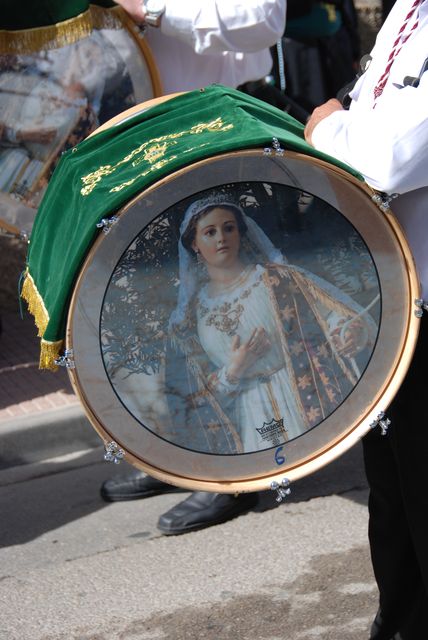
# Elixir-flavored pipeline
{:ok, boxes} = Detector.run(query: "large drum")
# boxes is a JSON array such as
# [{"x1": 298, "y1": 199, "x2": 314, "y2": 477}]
[
  {"x1": 0, "y1": 4, "x2": 161, "y2": 238},
  {"x1": 22, "y1": 86, "x2": 420, "y2": 495}
]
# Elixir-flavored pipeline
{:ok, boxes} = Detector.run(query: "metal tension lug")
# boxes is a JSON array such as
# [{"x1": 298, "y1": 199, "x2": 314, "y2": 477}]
[
  {"x1": 96, "y1": 215, "x2": 119, "y2": 235},
  {"x1": 414, "y1": 298, "x2": 428, "y2": 318},
  {"x1": 263, "y1": 137, "x2": 285, "y2": 157},
  {"x1": 371, "y1": 192, "x2": 398, "y2": 213},
  {"x1": 54, "y1": 348, "x2": 75, "y2": 369},
  {"x1": 104, "y1": 441, "x2": 125, "y2": 464},
  {"x1": 370, "y1": 411, "x2": 391, "y2": 436},
  {"x1": 271, "y1": 478, "x2": 291, "y2": 503}
]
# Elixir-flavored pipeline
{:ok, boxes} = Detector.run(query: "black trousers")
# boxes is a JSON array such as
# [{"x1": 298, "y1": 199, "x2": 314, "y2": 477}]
[{"x1": 362, "y1": 315, "x2": 428, "y2": 639}]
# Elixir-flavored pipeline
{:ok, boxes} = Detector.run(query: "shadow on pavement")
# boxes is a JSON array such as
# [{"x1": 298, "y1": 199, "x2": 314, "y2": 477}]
[
  {"x1": 0, "y1": 450, "x2": 112, "y2": 548},
  {"x1": 257, "y1": 441, "x2": 368, "y2": 512},
  {"x1": 0, "y1": 441, "x2": 367, "y2": 548}
]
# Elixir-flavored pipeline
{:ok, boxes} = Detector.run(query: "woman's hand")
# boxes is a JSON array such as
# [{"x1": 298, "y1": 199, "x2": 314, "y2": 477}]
[{"x1": 227, "y1": 327, "x2": 272, "y2": 381}]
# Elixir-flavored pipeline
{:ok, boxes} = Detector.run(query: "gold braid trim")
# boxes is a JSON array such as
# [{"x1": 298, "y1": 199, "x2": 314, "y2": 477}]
[
  {"x1": 20, "y1": 271, "x2": 63, "y2": 370},
  {"x1": 290, "y1": 267, "x2": 356, "y2": 320},
  {"x1": 289, "y1": 268, "x2": 358, "y2": 386},
  {"x1": 262, "y1": 269, "x2": 310, "y2": 428},
  {"x1": 0, "y1": 7, "x2": 123, "y2": 55}
]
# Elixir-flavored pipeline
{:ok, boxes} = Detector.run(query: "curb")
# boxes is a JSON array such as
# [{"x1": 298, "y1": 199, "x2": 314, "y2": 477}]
[
  {"x1": 0, "y1": 446, "x2": 105, "y2": 488},
  {"x1": 0, "y1": 404, "x2": 101, "y2": 470}
]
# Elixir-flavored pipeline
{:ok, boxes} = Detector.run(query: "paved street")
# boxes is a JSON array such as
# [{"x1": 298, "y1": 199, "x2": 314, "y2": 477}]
[{"x1": 0, "y1": 444, "x2": 376, "y2": 640}]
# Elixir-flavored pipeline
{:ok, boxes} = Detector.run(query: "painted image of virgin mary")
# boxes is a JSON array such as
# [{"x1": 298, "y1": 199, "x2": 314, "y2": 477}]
[{"x1": 164, "y1": 194, "x2": 377, "y2": 455}]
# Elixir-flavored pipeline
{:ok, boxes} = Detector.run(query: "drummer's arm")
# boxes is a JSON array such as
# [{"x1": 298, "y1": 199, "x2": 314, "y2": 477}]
[
  {"x1": 304, "y1": 78, "x2": 428, "y2": 195},
  {"x1": 114, "y1": 0, "x2": 286, "y2": 53},
  {"x1": 304, "y1": 99, "x2": 344, "y2": 147}
]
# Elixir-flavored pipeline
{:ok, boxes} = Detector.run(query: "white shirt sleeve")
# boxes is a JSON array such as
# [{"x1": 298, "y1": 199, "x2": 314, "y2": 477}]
[
  {"x1": 161, "y1": 0, "x2": 286, "y2": 55},
  {"x1": 311, "y1": 71, "x2": 428, "y2": 195}
]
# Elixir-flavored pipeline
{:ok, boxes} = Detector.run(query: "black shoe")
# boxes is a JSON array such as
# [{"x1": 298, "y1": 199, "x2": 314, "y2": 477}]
[
  {"x1": 157, "y1": 491, "x2": 258, "y2": 535},
  {"x1": 100, "y1": 471, "x2": 183, "y2": 502}
]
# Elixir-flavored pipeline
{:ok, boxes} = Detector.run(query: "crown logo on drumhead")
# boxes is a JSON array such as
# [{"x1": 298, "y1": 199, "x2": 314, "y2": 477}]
[
  {"x1": 143, "y1": 142, "x2": 168, "y2": 165},
  {"x1": 256, "y1": 417, "x2": 287, "y2": 446}
]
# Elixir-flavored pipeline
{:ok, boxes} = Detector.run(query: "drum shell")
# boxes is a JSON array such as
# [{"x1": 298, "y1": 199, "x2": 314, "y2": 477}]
[{"x1": 65, "y1": 147, "x2": 420, "y2": 493}]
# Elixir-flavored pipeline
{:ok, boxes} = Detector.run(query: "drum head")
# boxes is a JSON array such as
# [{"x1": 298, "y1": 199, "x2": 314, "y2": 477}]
[
  {"x1": 0, "y1": 11, "x2": 160, "y2": 237},
  {"x1": 68, "y1": 149, "x2": 419, "y2": 492}
]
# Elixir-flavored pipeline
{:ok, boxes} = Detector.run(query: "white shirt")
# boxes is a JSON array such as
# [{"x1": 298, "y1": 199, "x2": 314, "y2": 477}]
[
  {"x1": 145, "y1": 0, "x2": 286, "y2": 93},
  {"x1": 311, "y1": 0, "x2": 428, "y2": 297}
]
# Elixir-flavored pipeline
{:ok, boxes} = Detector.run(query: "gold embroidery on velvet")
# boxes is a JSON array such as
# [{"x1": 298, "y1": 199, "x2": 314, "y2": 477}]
[
  {"x1": 81, "y1": 165, "x2": 116, "y2": 196},
  {"x1": 136, "y1": 142, "x2": 167, "y2": 166},
  {"x1": 182, "y1": 143, "x2": 210, "y2": 155},
  {"x1": 80, "y1": 119, "x2": 234, "y2": 196},
  {"x1": 189, "y1": 118, "x2": 234, "y2": 135},
  {"x1": 109, "y1": 157, "x2": 177, "y2": 192}
]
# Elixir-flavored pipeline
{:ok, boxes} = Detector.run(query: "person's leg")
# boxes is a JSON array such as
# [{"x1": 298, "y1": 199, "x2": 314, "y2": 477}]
[
  {"x1": 363, "y1": 316, "x2": 428, "y2": 639},
  {"x1": 363, "y1": 430, "x2": 427, "y2": 639}
]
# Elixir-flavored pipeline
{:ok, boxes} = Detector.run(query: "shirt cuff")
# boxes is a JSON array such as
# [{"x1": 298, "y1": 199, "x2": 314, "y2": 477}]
[
  {"x1": 161, "y1": 0, "x2": 201, "y2": 40},
  {"x1": 310, "y1": 110, "x2": 348, "y2": 158}
]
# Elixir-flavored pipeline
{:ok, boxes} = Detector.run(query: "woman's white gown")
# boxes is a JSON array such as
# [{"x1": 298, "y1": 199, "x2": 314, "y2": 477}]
[{"x1": 196, "y1": 264, "x2": 308, "y2": 452}]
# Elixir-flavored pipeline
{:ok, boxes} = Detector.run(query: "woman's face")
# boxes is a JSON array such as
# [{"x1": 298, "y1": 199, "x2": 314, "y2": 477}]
[{"x1": 192, "y1": 207, "x2": 241, "y2": 269}]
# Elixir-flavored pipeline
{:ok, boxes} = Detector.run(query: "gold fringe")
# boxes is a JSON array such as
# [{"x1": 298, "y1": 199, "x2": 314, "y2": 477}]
[
  {"x1": 21, "y1": 271, "x2": 49, "y2": 338},
  {"x1": 20, "y1": 271, "x2": 63, "y2": 369},
  {"x1": 40, "y1": 339, "x2": 64, "y2": 371},
  {"x1": 0, "y1": 6, "x2": 124, "y2": 55}
]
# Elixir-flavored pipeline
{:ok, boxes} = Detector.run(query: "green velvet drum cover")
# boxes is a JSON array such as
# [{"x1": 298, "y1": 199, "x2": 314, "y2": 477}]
[{"x1": 22, "y1": 84, "x2": 363, "y2": 368}]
